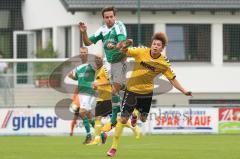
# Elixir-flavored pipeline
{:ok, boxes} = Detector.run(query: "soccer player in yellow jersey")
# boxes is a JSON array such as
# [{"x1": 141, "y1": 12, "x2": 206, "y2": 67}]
[
  {"x1": 89, "y1": 54, "x2": 140, "y2": 145},
  {"x1": 107, "y1": 32, "x2": 192, "y2": 157},
  {"x1": 89, "y1": 54, "x2": 112, "y2": 145}
]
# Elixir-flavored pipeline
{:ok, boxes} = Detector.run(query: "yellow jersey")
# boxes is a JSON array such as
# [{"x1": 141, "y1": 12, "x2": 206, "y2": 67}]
[
  {"x1": 126, "y1": 47, "x2": 175, "y2": 94},
  {"x1": 95, "y1": 66, "x2": 112, "y2": 101}
]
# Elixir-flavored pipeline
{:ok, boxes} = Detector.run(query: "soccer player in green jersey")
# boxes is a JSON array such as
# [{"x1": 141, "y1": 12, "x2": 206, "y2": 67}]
[
  {"x1": 79, "y1": 6, "x2": 129, "y2": 130},
  {"x1": 68, "y1": 47, "x2": 96, "y2": 144}
]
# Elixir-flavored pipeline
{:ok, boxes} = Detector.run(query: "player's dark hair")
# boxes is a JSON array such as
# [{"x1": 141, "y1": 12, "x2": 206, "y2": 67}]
[
  {"x1": 80, "y1": 47, "x2": 88, "y2": 50},
  {"x1": 101, "y1": 6, "x2": 117, "y2": 17},
  {"x1": 80, "y1": 47, "x2": 88, "y2": 53},
  {"x1": 151, "y1": 32, "x2": 168, "y2": 47}
]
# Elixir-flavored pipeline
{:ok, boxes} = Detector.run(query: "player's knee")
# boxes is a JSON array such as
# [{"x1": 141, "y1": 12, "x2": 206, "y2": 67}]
[
  {"x1": 115, "y1": 135, "x2": 121, "y2": 139},
  {"x1": 120, "y1": 117, "x2": 128, "y2": 124},
  {"x1": 112, "y1": 83, "x2": 121, "y2": 94},
  {"x1": 140, "y1": 117, "x2": 147, "y2": 122},
  {"x1": 139, "y1": 113, "x2": 148, "y2": 122},
  {"x1": 121, "y1": 110, "x2": 131, "y2": 124},
  {"x1": 79, "y1": 108, "x2": 87, "y2": 115},
  {"x1": 95, "y1": 116, "x2": 102, "y2": 121}
]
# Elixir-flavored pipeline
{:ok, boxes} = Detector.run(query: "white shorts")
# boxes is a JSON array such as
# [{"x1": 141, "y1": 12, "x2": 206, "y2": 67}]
[
  {"x1": 78, "y1": 94, "x2": 95, "y2": 111},
  {"x1": 104, "y1": 60, "x2": 127, "y2": 85}
]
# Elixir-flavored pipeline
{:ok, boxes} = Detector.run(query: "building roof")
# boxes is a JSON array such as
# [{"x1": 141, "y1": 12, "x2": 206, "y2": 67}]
[{"x1": 60, "y1": 0, "x2": 240, "y2": 13}]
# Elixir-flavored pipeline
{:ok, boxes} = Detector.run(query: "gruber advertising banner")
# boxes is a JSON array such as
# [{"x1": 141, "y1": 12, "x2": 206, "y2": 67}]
[{"x1": 0, "y1": 108, "x2": 86, "y2": 135}]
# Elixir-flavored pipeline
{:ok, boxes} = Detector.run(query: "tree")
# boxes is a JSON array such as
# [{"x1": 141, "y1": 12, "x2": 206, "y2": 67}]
[{"x1": 34, "y1": 41, "x2": 60, "y2": 87}]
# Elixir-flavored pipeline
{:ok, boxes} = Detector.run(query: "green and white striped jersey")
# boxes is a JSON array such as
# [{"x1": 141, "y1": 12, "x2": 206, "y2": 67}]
[
  {"x1": 89, "y1": 20, "x2": 127, "y2": 63},
  {"x1": 73, "y1": 63, "x2": 95, "y2": 95}
]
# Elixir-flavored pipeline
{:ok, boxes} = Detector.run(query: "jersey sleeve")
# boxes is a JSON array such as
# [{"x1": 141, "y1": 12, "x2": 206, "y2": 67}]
[
  {"x1": 115, "y1": 21, "x2": 127, "y2": 42},
  {"x1": 89, "y1": 27, "x2": 103, "y2": 44},
  {"x1": 163, "y1": 58, "x2": 176, "y2": 80},
  {"x1": 126, "y1": 47, "x2": 143, "y2": 58},
  {"x1": 103, "y1": 66, "x2": 110, "y2": 80},
  {"x1": 117, "y1": 34, "x2": 126, "y2": 42},
  {"x1": 71, "y1": 68, "x2": 78, "y2": 80}
]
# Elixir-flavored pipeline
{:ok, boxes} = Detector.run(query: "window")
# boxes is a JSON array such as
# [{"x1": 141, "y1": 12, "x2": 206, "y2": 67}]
[
  {"x1": 223, "y1": 24, "x2": 240, "y2": 62},
  {"x1": 0, "y1": 10, "x2": 10, "y2": 29},
  {"x1": 16, "y1": 35, "x2": 28, "y2": 84},
  {"x1": 65, "y1": 27, "x2": 71, "y2": 58},
  {"x1": 0, "y1": 10, "x2": 11, "y2": 58},
  {"x1": 0, "y1": 0, "x2": 24, "y2": 58},
  {"x1": 36, "y1": 30, "x2": 42, "y2": 49},
  {"x1": 17, "y1": 35, "x2": 27, "y2": 58},
  {"x1": 49, "y1": 28, "x2": 53, "y2": 41},
  {"x1": 0, "y1": 30, "x2": 12, "y2": 58},
  {"x1": 80, "y1": 33, "x2": 83, "y2": 47},
  {"x1": 125, "y1": 24, "x2": 153, "y2": 47},
  {"x1": 166, "y1": 24, "x2": 211, "y2": 62}
]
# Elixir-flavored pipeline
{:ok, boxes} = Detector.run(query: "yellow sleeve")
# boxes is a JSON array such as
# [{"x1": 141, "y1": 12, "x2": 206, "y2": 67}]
[
  {"x1": 127, "y1": 47, "x2": 141, "y2": 57},
  {"x1": 163, "y1": 62, "x2": 176, "y2": 80}
]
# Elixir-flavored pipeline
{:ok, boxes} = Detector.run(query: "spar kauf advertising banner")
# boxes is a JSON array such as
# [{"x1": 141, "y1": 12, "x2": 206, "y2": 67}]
[
  {"x1": 0, "y1": 108, "x2": 86, "y2": 135},
  {"x1": 219, "y1": 108, "x2": 240, "y2": 134},
  {"x1": 149, "y1": 107, "x2": 218, "y2": 134}
]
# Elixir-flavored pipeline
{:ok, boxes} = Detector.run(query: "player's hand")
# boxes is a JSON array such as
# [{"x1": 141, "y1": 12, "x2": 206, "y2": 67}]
[
  {"x1": 125, "y1": 39, "x2": 133, "y2": 47},
  {"x1": 184, "y1": 91, "x2": 192, "y2": 96},
  {"x1": 106, "y1": 42, "x2": 116, "y2": 49},
  {"x1": 92, "y1": 82, "x2": 98, "y2": 90},
  {"x1": 116, "y1": 39, "x2": 133, "y2": 50},
  {"x1": 79, "y1": 22, "x2": 87, "y2": 33}
]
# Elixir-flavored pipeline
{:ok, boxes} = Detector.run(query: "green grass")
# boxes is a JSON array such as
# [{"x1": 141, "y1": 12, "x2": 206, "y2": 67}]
[{"x1": 0, "y1": 135, "x2": 240, "y2": 159}]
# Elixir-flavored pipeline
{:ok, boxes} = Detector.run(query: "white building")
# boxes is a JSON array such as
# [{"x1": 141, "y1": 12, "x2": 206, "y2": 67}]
[{"x1": 1, "y1": 0, "x2": 240, "y2": 106}]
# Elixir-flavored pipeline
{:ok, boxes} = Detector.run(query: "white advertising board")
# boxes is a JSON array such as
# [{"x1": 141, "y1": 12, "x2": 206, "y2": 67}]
[
  {"x1": 0, "y1": 108, "x2": 85, "y2": 135},
  {"x1": 148, "y1": 107, "x2": 218, "y2": 134}
]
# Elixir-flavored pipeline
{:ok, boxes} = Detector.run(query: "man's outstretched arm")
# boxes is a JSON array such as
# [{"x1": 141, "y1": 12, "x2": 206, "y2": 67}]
[
  {"x1": 107, "y1": 39, "x2": 133, "y2": 53},
  {"x1": 79, "y1": 22, "x2": 93, "y2": 46},
  {"x1": 169, "y1": 78, "x2": 192, "y2": 96}
]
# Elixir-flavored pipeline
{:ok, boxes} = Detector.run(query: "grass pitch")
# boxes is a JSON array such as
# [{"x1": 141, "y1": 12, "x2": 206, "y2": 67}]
[{"x1": 0, "y1": 135, "x2": 240, "y2": 159}]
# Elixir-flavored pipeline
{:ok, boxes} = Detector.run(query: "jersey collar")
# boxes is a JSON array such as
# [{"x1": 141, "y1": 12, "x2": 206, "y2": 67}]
[{"x1": 150, "y1": 50, "x2": 161, "y2": 59}]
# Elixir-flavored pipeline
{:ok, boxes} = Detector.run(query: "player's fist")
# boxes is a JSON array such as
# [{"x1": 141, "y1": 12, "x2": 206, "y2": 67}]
[
  {"x1": 184, "y1": 91, "x2": 192, "y2": 96},
  {"x1": 125, "y1": 39, "x2": 133, "y2": 47},
  {"x1": 116, "y1": 39, "x2": 133, "y2": 50},
  {"x1": 92, "y1": 82, "x2": 98, "y2": 90},
  {"x1": 106, "y1": 42, "x2": 115, "y2": 49},
  {"x1": 79, "y1": 22, "x2": 87, "y2": 33}
]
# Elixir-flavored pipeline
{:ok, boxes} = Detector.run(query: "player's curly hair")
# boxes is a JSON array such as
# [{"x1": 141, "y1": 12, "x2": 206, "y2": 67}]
[
  {"x1": 151, "y1": 32, "x2": 168, "y2": 47},
  {"x1": 101, "y1": 6, "x2": 117, "y2": 17}
]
